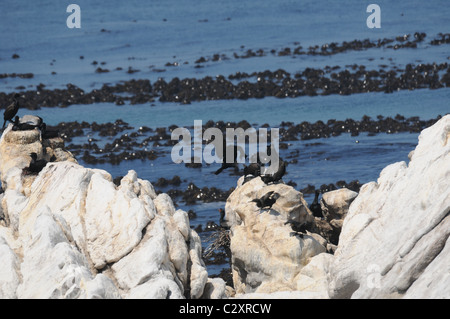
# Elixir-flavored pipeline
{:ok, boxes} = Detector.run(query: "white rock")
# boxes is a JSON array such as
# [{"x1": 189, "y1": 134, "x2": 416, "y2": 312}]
[
  {"x1": 85, "y1": 171, "x2": 152, "y2": 268},
  {"x1": 19, "y1": 162, "x2": 93, "y2": 247},
  {"x1": 154, "y1": 193, "x2": 177, "y2": 217},
  {"x1": 0, "y1": 229, "x2": 20, "y2": 299},
  {"x1": 234, "y1": 290, "x2": 324, "y2": 299},
  {"x1": 403, "y1": 236, "x2": 450, "y2": 299},
  {"x1": 188, "y1": 229, "x2": 209, "y2": 299},
  {"x1": 226, "y1": 177, "x2": 326, "y2": 294},
  {"x1": 17, "y1": 207, "x2": 120, "y2": 299},
  {"x1": 85, "y1": 274, "x2": 122, "y2": 299},
  {"x1": 320, "y1": 188, "x2": 358, "y2": 221},
  {"x1": 174, "y1": 209, "x2": 190, "y2": 241},
  {"x1": 294, "y1": 253, "x2": 333, "y2": 298},
  {"x1": 227, "y1": 115, "x2": 450, "y2": 299},
  {"x1": 2, "y1": 189, "x2": 28, "y2": 231},
  {"x1": 20, "y1": 115, "x2": 42, "y2": 126},
  {"x1": 201, "y1": 278, "x2": 227, "y2": 299},
  {"x1": 127, "y1": 277, "x2": 184, "y2": 299},
  {"x1": 329, "y1": 115, "x2": 450, "y2": 299},
  {"x1": 111, "y1": 218, "x2": 179, "y2": 291},
  {"x1": 0, "y1": 124, "x2": 209, "y2": 299}
]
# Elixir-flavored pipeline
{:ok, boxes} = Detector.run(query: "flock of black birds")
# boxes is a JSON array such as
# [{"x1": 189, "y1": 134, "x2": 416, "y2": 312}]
[
  {"x1": 249, "y1": 188, "x2": 322, "y2": 239},
  {"x1": 211, "y1": 136, "x2": 324, "y2": 239}
]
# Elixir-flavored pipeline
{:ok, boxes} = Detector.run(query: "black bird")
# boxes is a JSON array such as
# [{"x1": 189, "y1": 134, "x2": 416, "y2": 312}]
[
  {"x1": 242, "y1": 174, "x2": 256, "y2": 185},
  {"x1": 0, "y1": 211, "x2": 4, "y2": 223},
  {"x1": 219, "y1": 208, "x2": 225, "y2": 222},
  {"x1": 23, "y1": 153, "x2": 48, "y2": 175},
  {"x1": 243, "y1": 162, "x2": 261, "y2": 176},
  {"x1": 218, "y1": 208, "x2": 230, "y2": 229},
  {"x1": 309, "y1": 190, "x2": 323, "y2": 218},
  {"x1": 40, "y1": 123, "x2": 59, "y2": 139},
  {"x1": 187, "y1": 209, "x2": 197, "y2": 219},
  {"x1": 242, "y1": 162, "x2": 261, "y2": 184},
  {"x1": 205, "y1": 220, "x2": 220, "y2": 231},
  {"x1": 252, "y1": 191, "x2": 280, "y2": 210},
  {"x1": 261, "y1": 160, "x2": 287, "y2": 184},
  {"x1": 3, "y1": 93, "x2": 20, "y2": 129},
  {"x1": 214, "y1": 137, "x2": 239, "y2": 175},
  {"x1": 285, "y1": 219, "x2": 309, "y2": 238},
  {"x1": 12, "y1": 116, "x2": 36, "y2": 131}
]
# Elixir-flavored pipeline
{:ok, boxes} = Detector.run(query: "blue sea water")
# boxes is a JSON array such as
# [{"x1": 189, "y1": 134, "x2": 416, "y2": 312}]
[{"x1": 1, "y1": 0, "x2": 449, "y2": 275}]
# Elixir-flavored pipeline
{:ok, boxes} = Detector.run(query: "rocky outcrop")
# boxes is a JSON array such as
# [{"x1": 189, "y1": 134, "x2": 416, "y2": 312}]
[
  {"x1": 328, "y1": 114, "x2": 450, "y2": 299},
  {"x1": 223, "y1": 176, "x2": 326, "y2": 294},
  {"x1": 0, "y1": 119, "x2": 224, "y2": 299},
  {"x1": 2, "y1": 112, "x2": 448, "y2": 299},
  {"x1": 225, "y1": 114, "x2": 450, "y2": 299},
  {"x1": 315, "y1": 188, "x2": 358, "y2": 246},
  {"x1": 321, "y1": 188, "x2": 358, "y2": 222}
]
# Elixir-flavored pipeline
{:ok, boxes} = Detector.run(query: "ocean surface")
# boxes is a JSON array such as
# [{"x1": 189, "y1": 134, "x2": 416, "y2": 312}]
[{"x1": 1, "y1": 0, "x2": 449, "y2": 275}]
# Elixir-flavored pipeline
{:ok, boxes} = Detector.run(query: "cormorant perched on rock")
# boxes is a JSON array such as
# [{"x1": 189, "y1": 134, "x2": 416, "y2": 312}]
[
  {"x1": 242, "y1": 162, "x2": 261, "y2": 184},
  {"x1": 3, "y1": 93, "x2": 20, "y2": 129},
  {"x1": 12, "y1": 116, "x2": 36, "y2": 131},
  {"x1": 285, "y1": 219, "x2": 308, "y2": 238},
  {"x1": 219, "y1": 208, "x2": 225, "y2": 223},
  {"x1": 0, "y1": 203, "x2": 4, "y2": 221},
  {"x1": 187, "y1": 209, "x2": 197, "y2": 219},
  {"x1": 243, "y1": 162, "x2": 261, "y2": 176},
  {"x1": 214, "y1": 138, "x2": 239, "y2": 175},
  {"x1": 252, "y1": 191, "x2": 280, "y2": 210},
  {"x1": 218, "y1": 208, "x2": 230, "y2": 229},
  {"x1": 23, "y1": 153, "x2": 48, "y2": 175},
  {"x1": 309, "y1": 190, "x2": 323, "y2": 218},
  {"x1": 40, "y1": 123, "x2": 59, "y2": 139},
  {"x1": 261, "y1": 160, "x2": 287, "y2": 184}
]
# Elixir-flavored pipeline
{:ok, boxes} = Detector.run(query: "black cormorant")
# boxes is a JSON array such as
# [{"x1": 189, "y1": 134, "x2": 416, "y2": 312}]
[
  {"x1": 261, "y1": 160, "x2": 287, "y2": 184},
  {"x1": 285, "y1": 219, "x2": 308, "y2": 238},
  {"x1": 219, "y1": 208, "x2": 225, "y2": 224},
  {"x1": 243, "y1": 162, "x2": 261, "y2": 176},
  {"x1": 252, "y1": 191, "x2": 280, "y2": 210},
  {"x1": 242, "y1": 162, "x2": 261, "y2": 184},
  {"x1": 40, "y1": 123, "x2": 59, "y2": 139},
  {"x1": 309, "y1": 190, "x2": 323, "y2": 218},
  {"x1": 12, "y1": 116, "x2": 36, "y2": 131},
  {"x1": 214, "y1": 137, "x2": 238, "y2": 175},
  {"x1": 23, "y1": 153, "x2": 47, "y2": 175},
  {"x1": 3, "y1": 94, "x2": 20, "y2": 129},
  {"x1": 218, "y1": 208, "x2": 230, "y2": 229}
]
